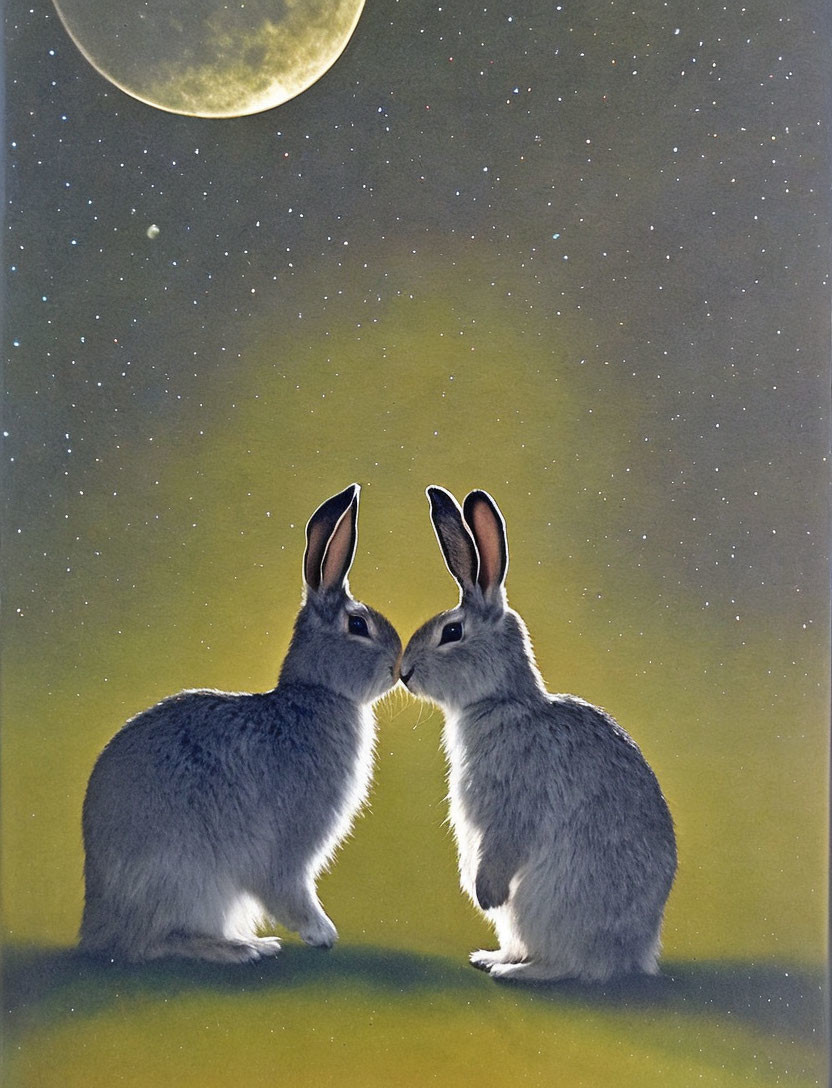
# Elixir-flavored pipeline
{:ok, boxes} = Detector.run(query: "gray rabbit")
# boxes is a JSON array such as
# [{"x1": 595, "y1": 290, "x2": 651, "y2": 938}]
[
  {"x1": 401, "y1": 486, "x2": 677, "y2": 983},
  {"x1": 80, "y1": 484, "x2": 401, "y2": 963}
]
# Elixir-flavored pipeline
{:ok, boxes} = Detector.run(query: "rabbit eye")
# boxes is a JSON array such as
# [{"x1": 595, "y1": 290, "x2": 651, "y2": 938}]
[
  {"x1": 439, "y1": 621, "x2": 463, "y2": 645},
  {"x1": 348, "y1": 614, "x2": 370, "y2": 638}
]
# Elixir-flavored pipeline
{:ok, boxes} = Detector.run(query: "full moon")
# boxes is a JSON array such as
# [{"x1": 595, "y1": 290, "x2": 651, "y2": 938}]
[{"x1": 52, "y1": 0, "x2": 366, "y2": 118}]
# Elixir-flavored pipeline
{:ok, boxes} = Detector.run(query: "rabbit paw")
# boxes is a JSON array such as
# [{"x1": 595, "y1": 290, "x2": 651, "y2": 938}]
[
  {"x1": 488, "y1": 960, "x2": 570, "y2": 983},
  {"x1": 475, "y1": 869, "x2": 511, "y2": 911},
  {"x1": 470, "y1": 949, "x2": 513, "y2": 972},
  {"x1": 249, "y1": 937, "x2": 283, "y2": 960},
  {"x1": 300, "y1": 914, "x2": 338, "y2": 949},
  {"x1": 146, "y1": 935, "x2": 282, "y2": 964},
  {"x1": 208, "y1": 937, "x2": 283, "y2": 964}
]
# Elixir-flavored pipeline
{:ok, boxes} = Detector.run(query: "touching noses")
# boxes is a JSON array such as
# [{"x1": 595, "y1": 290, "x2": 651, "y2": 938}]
[{"x1": 399, "y1": 648, "x2": 414, "y2": 687}]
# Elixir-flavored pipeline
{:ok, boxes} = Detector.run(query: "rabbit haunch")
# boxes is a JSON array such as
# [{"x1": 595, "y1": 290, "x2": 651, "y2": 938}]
[
  {"x1": 80, "y1": 484, "x2": 401, "y2": 964},
  {"x1": 401, "y1": 486, "x2": 677, "y2": 984}
]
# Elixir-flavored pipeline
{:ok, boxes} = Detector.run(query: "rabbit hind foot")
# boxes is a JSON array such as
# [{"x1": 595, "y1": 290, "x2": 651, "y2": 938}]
[
  {"x1": 487, "y1": 959, "x2": 574, "y2": 983},
  {"x1": 146, "y1": 934, "x2": 283, "y2": 964},
  {"x1": 469, "y1": 948, "x2": 522, "y2": 972}
]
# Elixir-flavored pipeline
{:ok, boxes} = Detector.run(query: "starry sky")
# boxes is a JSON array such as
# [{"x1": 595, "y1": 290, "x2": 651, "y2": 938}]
[
  {"x1": 6, "y1": 0, "x2": 829, "y2": 638},
  {"x1": 2, "y1": 0, "x2": 830, "y2": 954}
]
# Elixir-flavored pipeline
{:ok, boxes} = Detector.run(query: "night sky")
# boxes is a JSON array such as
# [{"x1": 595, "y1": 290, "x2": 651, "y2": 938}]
[
  {"x1": 2, "y1": 0, "x2": 830, "y2": 957},
  {"x1": 6, "y1": 0, "x2": 829, "y2": 640}
]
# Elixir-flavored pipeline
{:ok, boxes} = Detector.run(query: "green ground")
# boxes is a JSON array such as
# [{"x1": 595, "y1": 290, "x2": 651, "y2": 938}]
[
  {"x1": 2, "y1": 682, "x2": 828, "y2": 1085},
  {"x1": 3, "y1": 944, "x2": 826, "y2": 1088}
]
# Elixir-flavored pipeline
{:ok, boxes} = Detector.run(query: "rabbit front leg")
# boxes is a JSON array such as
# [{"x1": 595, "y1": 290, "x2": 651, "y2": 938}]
[
  {"x1": 474, "y1": 834, "x2": 524, "y2": 911},
  {"x1": 265, "y1": 878, "x2": 338, "y2": 948},
  {"x1": 470, "y1": 834, "x2": 528, "y2": 973},
  {"x1": 475, "y1": 862, "x2": 512, "y2": 911}
]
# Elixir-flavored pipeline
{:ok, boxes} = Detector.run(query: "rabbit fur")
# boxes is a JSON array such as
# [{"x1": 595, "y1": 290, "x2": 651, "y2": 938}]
[
  {"x1": 80, "y1": 483, "x2": 401, "y2": 964},
  {"x1": 401, "y1": 486, "x2": 677, "y2": 983}
]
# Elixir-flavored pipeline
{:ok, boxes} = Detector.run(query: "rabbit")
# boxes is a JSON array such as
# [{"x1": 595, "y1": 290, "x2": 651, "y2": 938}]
[
  {"x1": 80, "y1": 483, "x2": 401, "y2": 964},
  {"x1": 400, "y1": 486, "x2": 677, "y2": 983}
]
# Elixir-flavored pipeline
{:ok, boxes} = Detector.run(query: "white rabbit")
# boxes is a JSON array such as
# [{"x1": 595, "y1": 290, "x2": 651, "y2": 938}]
[
  {"x1": 401, "y1": 486, "x2": 676, "y2": 983},
  {"x1": 80, "y1": 483, "x2": 401, "y2": 964}
]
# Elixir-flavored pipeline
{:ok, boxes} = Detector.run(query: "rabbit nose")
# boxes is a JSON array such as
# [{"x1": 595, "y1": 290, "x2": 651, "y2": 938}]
[{"x1": 400, "y1": 666, "x2": 414, "y2": 687}]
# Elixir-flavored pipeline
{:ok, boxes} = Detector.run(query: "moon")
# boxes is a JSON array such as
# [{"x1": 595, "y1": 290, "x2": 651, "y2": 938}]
[{"x1": 52, "y1": 0, "x2": 366, "y2": 118}]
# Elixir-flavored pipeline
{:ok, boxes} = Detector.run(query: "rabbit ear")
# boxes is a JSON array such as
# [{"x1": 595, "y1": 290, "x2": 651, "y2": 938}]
[
  {"x1": 427, "y1": 486, "x2": 479, "y2": 594},
  {"x1": 463, "y1": 490, "x2": 508, "y2": 595},
  {"x1": 304, "y1": 484, "x2": 360, "y2": 593}
]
